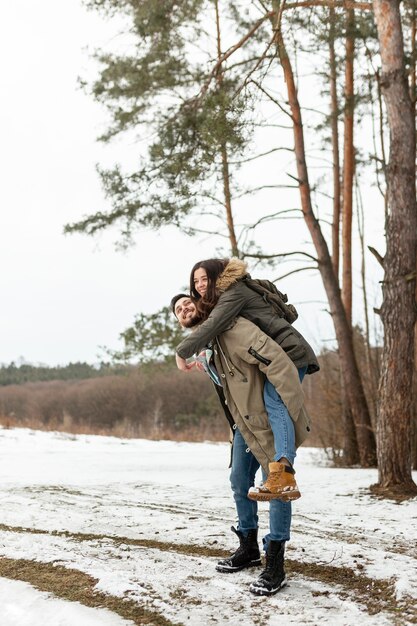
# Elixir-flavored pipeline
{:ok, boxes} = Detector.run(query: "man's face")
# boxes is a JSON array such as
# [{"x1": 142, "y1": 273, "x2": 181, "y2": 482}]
[{"x1": 174, "y1": 297, "x2": 199, "y2": 328}]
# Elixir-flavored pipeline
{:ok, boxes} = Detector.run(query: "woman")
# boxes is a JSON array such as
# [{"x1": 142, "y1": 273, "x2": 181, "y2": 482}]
[
  {"x1": 175, "y1": 257, "x2": 318, "y2": 487},
  {"x1": 176, "y1": 257, "x2": 318, "y2": 376}
]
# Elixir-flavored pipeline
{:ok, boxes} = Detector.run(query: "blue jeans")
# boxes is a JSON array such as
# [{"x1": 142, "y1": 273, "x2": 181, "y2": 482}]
[
  {"x1": 263, "y1": 367, "x2": 307, "y2": 465},
  {"x1": 230, "y1": 428, "x2": 292, "y2": 546}
]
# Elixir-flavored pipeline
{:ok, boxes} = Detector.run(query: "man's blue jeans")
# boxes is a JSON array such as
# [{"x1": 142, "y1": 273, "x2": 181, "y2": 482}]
[
  {"x1": 264, "y1": 366, "x2": 307, "y2": 465},
  {"x1": 230, "y1": 428, "x2": 291, "y2": 545}
]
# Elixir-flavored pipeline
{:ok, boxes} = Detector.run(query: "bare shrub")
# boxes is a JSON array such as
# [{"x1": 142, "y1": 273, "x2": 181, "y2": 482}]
[{"x1": 0, "y1": 367, "x2": 229, "y2": 442}]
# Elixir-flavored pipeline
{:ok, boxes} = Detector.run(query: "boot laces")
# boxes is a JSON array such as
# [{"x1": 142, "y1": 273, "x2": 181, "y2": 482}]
[
  {"x1": 235, "y1": 533, "x2": 253, "y2": 557},
  {"x1": 233, "y1": 544, "x2": 246, "y2": 559},
  {"x1": 263, "y1": 543, "x2": 282, "y2": 578}
]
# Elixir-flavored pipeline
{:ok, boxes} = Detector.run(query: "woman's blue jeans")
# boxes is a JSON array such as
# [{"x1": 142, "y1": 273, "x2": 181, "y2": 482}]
[{"x1": 264, "y1": 366, "x2": 307, "y2": 465}]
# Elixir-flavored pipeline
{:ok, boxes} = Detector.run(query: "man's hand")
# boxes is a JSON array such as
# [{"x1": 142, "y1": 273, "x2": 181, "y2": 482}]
[
  {"x1": 195, "y1": 350, "x2": 206, "y2": 373},
  {"x1": 176, "y1": 353, "x2": 196, "y2": 372}
]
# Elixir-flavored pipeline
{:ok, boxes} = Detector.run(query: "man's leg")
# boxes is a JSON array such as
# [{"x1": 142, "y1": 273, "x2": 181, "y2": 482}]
[
  {"x1": 230, "y1": 428, "x2": 260, "y2": 533},
  {"x1": 216, "y1": 428, "x2": 262, "y2": 573},
  {"x1": 264, "y1": 498, "x2": 292, "y2": 546},
  {"x1": 249, "y1": 472, "x2": 291, "y2": 596}
]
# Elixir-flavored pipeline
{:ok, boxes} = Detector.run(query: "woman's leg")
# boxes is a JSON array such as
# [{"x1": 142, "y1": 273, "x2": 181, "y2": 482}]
[
  {"x1": 263, "y1": 380, "x2": 296, "y2": 465},
  {"x1": 263, "y1": 367, "x2": 307, "y2": 465}
]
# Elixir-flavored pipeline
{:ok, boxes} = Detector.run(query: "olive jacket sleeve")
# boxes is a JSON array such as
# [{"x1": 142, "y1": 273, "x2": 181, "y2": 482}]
[{"x1": 176, "y1": 286, "x2": 247, "y2": 359}]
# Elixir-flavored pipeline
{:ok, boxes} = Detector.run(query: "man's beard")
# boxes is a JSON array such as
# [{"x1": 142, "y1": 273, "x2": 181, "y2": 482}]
[{"x1": 181, "y1": 314, "x2": 202, "y2": 329}]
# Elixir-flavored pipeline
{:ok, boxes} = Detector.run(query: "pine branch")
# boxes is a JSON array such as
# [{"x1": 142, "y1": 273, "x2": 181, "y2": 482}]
[
  {"x1": 244, "y1": 208, "x2": 303, "y2": 231},
  {"x1": 244, "y1": 250, "x2": 319, "y2": 261},
  {"x1": 233, "y1": 32, "x2": 278, "y2": 97},
  {"x1": 197, "y1": 11, "x2": 274, "y2": 100},
  {"x1": 250, "y1": 79, "x2": 294, "y2": 119},
  {"x1": 274, "y1": 266, "x2": 318, "y2": 280},
  {"x1": 284, "y1": 1, "x2": 372, "y2": 9},
  {"x1": 184, "y1": 227, "x2": 230, "y2": 239},
  {"x1": 368, "y1": 246, "x2": 384, "y2": 267},
  {"x1": 227, "y1": 147, "x2": 293, "y2": 165},
  {"x1": 233, "y1": 183, "x2": 298, "y2": 200}
]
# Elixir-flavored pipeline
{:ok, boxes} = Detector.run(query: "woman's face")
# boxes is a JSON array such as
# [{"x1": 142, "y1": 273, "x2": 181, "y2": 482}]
[{"x1": 194, "y1": 267, "x2": 208, "y2": 297}]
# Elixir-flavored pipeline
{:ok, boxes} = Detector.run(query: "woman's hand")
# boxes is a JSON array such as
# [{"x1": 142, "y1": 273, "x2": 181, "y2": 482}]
[{"x1": 176, "y1": 353, "x2": 196, "y2": 372}]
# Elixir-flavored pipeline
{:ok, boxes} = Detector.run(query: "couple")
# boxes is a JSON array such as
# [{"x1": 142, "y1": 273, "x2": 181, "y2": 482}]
[{"x1": 171, "y1": 257, "x2": 319, "y2": 596}]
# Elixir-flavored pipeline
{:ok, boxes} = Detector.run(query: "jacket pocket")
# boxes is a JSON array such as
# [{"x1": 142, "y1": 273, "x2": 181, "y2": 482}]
[
  {"x1": 248, "y1": 346, "x2": 271, "y2": 366},
  {"x1": 245, "y1": 413, "x2": 270, "y2": 431}
]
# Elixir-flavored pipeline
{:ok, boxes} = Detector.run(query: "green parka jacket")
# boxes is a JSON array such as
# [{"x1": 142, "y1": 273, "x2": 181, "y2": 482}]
[
  {"x1": 211, "y1": 316, "x2": 311, "y2": 474},
  {"x1": 177, "y1": 258, "x2": 319, "y2": 374}
]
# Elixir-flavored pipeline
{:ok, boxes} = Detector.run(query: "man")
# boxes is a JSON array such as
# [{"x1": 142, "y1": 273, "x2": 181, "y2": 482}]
[{"x1": 171, "y1": 294, "x2": 311, "y2": 597}]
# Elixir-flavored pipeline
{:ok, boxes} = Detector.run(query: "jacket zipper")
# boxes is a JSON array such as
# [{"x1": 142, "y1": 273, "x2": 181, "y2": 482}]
[{"x1": 248, "y1": 346, "x2": 272, "y2": 366}]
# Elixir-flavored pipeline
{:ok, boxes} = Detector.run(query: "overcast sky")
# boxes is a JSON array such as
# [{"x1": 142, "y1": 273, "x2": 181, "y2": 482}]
[{"x1": 0, "y1": 1, "x2": 384, "y2": 366}]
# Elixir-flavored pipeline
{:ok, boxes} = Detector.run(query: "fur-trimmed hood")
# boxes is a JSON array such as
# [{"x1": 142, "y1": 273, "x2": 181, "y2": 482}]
[{"x1": 216, "y1": 258, "x2": 248, "y2": 293}]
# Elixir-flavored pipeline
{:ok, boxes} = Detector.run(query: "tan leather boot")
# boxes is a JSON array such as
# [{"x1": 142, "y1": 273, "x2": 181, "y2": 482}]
[{"x1": 248, "y1": 462, "x2": 301, "y2": 502}]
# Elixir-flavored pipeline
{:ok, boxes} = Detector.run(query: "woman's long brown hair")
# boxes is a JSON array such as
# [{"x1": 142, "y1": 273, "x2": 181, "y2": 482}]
[{"x1": 190, "y1": 258, "x2": 229, "y2": 320}]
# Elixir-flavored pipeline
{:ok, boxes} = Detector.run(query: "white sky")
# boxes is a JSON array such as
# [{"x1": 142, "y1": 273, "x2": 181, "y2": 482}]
[{"x1": 0, "y1": 1, "x2": 384, "y2": 366}]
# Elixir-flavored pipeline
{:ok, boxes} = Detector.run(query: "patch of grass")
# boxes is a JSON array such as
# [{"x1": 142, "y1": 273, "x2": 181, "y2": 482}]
[
  {"x1": 0, "y1": 557, "x2": 180, "y2": 626},
  {"x1": 0, "y1": 523, "x2": 229, "y2": 558},
  {"x1": 186, "y1": 575, "x2": 209, "y2": 582},
  {"x1": 288, "y1": 559, "x2": 417, "y2": 624},
  {"x1": 170, "y1": 588, "x2": 202, "y2": 606}
]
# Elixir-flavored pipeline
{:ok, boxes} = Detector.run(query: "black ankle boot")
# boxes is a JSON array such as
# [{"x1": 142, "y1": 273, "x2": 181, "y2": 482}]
[
  {"x1": 249, "y1": 540, "x2": 286, "y2": 595},
  {"x1": 216, "y1": 526, "x2": 261, "y2": 573}
]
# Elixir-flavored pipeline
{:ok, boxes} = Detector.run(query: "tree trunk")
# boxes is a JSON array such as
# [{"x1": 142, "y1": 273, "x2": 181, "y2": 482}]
[
  {"x1": 329, "y1": 9, "x2": 359, "y2": 463},
  {"x1": 214, "y1": 0, "x2": 239, "y2": 257},
  {"x1": 410, "y1": 0, "x2": 417, "y2": 471},
  {"x1": 329, "y1": 6, "x2": 341, "y2": 279},
  {"x1": 414, "y1": 325, "x2": 417, "y2": 470},
  {"x1": 340, "y1": 379, "x2": 359, "y2": 464},
  {"x1": 272, "y1": 10, "x2": 376, "y2": 467},
  {"x1": 342, "y1": 7, "x2": 355, "y2": 327},
  {"x1": 357, "y1": 181, "x2": 378, "y2": 422},
  {"x1": 372, "y1": 0, "x2": 417, "y2": 494},
  {"x1": 340, "y1": 7, "x2": 358, "y2": 463}
]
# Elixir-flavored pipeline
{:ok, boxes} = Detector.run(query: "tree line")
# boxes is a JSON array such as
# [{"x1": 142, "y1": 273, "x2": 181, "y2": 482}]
[
  {"x1": 0, "y1": 361, "x2": 129, "y2": 386},
  {"x1": 64, "y1": 1, "x2": 417, "y2": 497}
]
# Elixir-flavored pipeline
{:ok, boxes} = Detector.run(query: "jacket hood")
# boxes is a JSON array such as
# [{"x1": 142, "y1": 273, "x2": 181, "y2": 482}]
[{"x1": 216, "y1": 257, "x2": 248, "y2": 293}]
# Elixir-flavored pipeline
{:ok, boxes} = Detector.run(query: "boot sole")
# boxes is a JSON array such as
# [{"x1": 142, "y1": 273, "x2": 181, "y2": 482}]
[
  {"x1": 216, "y1": 559, "x2": 262, "y2": 573},
  {"x1": 249, "y1": 577, "x2": 287, "y2": 596},
  {"x1": 248, "y1": 489, "x2": 301, "y2": 502}
]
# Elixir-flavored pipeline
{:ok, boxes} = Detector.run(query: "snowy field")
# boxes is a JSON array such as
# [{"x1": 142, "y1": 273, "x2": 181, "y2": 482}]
[{"x1": 0, "y1": 427, "x2": 416, "y2": 626}]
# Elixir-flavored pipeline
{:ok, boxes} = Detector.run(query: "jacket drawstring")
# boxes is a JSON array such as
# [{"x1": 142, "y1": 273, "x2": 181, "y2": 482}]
[{"x1": 217, "y1": 340, "x2": 235, "y2": 376}]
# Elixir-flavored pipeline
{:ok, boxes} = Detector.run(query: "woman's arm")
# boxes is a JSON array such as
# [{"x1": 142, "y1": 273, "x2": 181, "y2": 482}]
[{"x1": 176, "y1": 286, "x2": 247, "y2": 359}]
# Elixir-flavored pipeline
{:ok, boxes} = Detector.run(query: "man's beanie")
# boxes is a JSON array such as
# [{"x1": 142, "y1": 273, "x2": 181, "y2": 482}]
[{"x1": 170, "y1": 293, "x2": 190, "y2": 315}]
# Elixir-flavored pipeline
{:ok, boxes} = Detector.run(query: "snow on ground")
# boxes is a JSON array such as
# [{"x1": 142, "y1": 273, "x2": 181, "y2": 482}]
[
  {"x1": 0, "y1": 577, "x2": 133, "y2": 626},
  {"x1": 0, "y1": 427, "x2": 416, "y2": 625}
]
